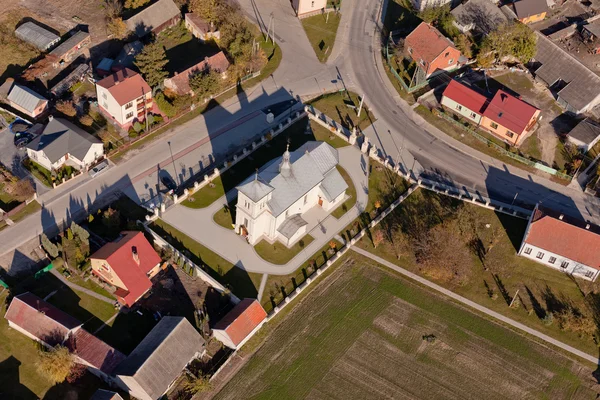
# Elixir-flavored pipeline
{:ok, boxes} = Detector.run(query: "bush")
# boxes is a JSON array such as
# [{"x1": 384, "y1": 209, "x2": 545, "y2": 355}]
[
  {"x1": 56, "y1": 100, "x2": 77, "y2": 117},
  {"x1": 79, "y1": 114, "x2": 94, "y2": 126},
  {"x1": 155, "y1": 92, "x2": 177, "y2": 118},
  {"x1": 133, "y1": 121, "x2": 143, "y2": 133},
  {"x1": 128, "y1": 129, "x2": 139, "y2": 139}
]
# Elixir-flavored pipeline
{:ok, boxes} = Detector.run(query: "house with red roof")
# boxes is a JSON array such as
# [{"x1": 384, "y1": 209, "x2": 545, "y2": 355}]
[
  {"x1": 519, "y1": 204, "x2": 600, "y2": 281},
  {"x1": 405, "y1": 22, "x2": 462, "y2": 77},
  {"x1": 213, "y1": 299, "x2": 267, "y2": 349},
  {"x1": 441, "y1": 80, "x2": 489, "y2": 125},
  {"x1": 480, "y1": 89, "x2": 540, "y2": 146},
  {"x1": 164, "y1": 51, "x2": 230, "y2": 95},
  {"x1": 67, "y1": 328, "x2": 126, "y2": 381},
  {"x1": 90, "y1": 231, "x2": 162, "y2": 307},
  {"x1": 95, "y1": 68, "x2": 159, "y2": 130}
]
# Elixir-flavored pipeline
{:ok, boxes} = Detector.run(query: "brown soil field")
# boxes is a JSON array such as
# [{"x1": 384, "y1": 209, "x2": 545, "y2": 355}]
[{"x1": 214, "y1": 255, "x2": 600, "y2": 399}]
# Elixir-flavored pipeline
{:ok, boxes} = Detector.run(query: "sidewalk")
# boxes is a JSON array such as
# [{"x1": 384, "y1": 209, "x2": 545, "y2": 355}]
[
  {"x1": 351, "y1": 246, "x2": 598, "y2": 365},
  {"x1": 50, "y1": 269, "x2": 115, "y2": 304}
]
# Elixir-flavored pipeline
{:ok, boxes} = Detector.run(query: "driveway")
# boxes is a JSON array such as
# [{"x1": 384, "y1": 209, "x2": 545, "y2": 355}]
[{"x1": 161, "y1": 145, "x2": 368, "y2": 275}]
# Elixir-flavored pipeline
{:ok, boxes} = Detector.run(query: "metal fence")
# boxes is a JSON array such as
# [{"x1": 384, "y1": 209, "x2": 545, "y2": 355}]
[{"x1": 384, "y1": 41, "x2": 429, "y2": 93}]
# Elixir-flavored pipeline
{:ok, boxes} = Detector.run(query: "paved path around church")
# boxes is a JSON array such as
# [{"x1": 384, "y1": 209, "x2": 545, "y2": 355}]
[{"x1": 161, "y1": 146, "x2": 368, "y2": 275}]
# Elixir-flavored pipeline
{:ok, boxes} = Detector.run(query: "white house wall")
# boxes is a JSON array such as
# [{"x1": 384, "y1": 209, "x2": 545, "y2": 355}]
[
  {"x1": 97, "y1": 85, "x2": 124, "y2": 124},
  {"x1": 293, "y1": 0, "x2": 327, "y2": 15},
  {"x1": 441, "y1": 96, "x2": 483, "y2": 125},
  {"x1": 81, "y1": 143, "x2": 105, "y2": 167},
  {"x1": 213, "y1": 329, "x2": 236, "y2": 349},
  {"x1": 26, "y1": 149, "x2": 53, "y2": 170},
  {"x1": 519, "y1": 242, "x2": 599, "y2": 281}
]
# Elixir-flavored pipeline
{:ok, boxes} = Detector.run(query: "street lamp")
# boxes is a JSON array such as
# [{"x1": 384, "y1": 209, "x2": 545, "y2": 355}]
[{"x1": 168, "y1": 141, "x2": 178, "y2": 186}]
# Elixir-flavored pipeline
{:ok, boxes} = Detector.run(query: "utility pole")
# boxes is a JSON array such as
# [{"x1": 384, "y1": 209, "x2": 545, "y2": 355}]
[
  {"x1": 266, "y1": 13, "x2": 275, "y2": 45},
  {"x1": 266, "y1": 14, "x2": 272, "y2": 43},
  {"x1": 509, "y1": 289, "x2": 520, "y2": 308},
  {"x1": 271, "y1": 13, "x2": 275, "y2": 45},
  {"x1": 143, "y1": 87, "x2": 149, "y2": 132},
  {"x1": 357, "y1": 94, "x2": 365, "y2": 117}
]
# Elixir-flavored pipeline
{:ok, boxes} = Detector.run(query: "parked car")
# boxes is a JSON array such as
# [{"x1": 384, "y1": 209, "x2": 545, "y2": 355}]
[
  {"x1": 13, "y1": 132, "x2": 35, "y2": 148},
  {"x1": 89, "y1": 160, "x2": 109, "y2": 178}
]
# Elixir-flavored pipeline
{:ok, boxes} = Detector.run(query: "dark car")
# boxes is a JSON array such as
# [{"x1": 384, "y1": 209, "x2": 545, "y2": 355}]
[
  {"x1": 14, "y1": 132, "x2": 35, "y2": 149},
  {"x1": 160, "y1": 175, "x2": 177, "y2": 193}
]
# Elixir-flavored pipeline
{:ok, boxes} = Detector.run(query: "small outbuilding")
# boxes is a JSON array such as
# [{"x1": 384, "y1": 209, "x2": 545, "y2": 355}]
[
  {"x1": 213, "y1": 298, "x2": 267, "y2": 349},
  {"x1": 15, "y1": 22, "x2": 60, "y2": 50},
  {"x1": 0, "y1": 79, "x2": 49, "y2": 119},
  {"x1": 125, "y1": 0, "x2": 181, "y2": 38},
  {"x1": 50, "y1": 30, "x2": 91, "y2": 66},
  {"x1": 451, "y1": 0, "x2": 507, "y2": 34},
  {"x1": 567, "y1": 118, "x2": 600, "y2": 152},
  {"x1": 185, "y1": 13, "x2": 220, "y2": 41}
]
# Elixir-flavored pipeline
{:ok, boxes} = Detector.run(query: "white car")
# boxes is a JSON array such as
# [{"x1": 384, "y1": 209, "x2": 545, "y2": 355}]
[{"x1": 89, "y1": 160, "x2": 109, "y2": 178}]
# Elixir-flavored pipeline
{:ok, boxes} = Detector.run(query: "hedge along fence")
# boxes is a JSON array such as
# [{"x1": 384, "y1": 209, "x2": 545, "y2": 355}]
[
  {"x1": 168, "y1": 110, "x2": 309, "y2": 207},
  {"x1": 144, "y1": 224, "x2": 241, "y2": 305}
]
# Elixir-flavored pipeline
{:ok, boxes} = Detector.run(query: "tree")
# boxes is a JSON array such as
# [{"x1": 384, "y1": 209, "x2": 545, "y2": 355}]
[
  {"x1": 102, "y1": 207, "x2": 121, "y2": 230},
  {"x1": 133, "y1": 121, "x2": 143, "y2": 133},
  {"x1": 41, "y1": 233, "x2": 59, "y2": 258},
  {"x1": 134, "y1": 42, "x2": 169, "y2": 88},
  {"x1": 107, "y1": 17, "x2": 127, "y2": 39},
  {"x1": 36, "y1": 346, "x2": 74, "y2": 384},
  {"x1": 56, "y1": 100, "x2": 77, "y2": 117},
  {"x1": 185, "y1": 373, "x2": 212, "y2": 394},
  {"x1": 189, "y1": 68, "x2": 221, "y2": 97},
  {"x1": 454, "y1": 34, "x2": 473, "y2": 59},
  {"x1": 103, "y1": 0, "x2": 123, "y2": 18},
  {"x1": 373, "y1": 230, "x2": 384, "y2": 248},
  {"x1": 79, "y1": 115, "x2": 94, "y2": 127},
  {"x1": 125, "y1": 0, "x2": 151, "y2": 9},
  {"x1": 481, "y1": 23, "x2": 537, "y2": 65},
  {"x1": 155, "y1": 92, "x2": 177, "y2": 117},
  {"x1": 189, "y1": 0, "x2": 221, "y2": 24},
  {"x1": 70, "y1": 222, "x2": 89, "y2": 241}
]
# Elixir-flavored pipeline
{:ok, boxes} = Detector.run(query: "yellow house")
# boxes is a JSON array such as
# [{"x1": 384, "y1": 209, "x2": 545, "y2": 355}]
[{"x1": 512, "y1": 0, "x2": 548, "y2": 24}]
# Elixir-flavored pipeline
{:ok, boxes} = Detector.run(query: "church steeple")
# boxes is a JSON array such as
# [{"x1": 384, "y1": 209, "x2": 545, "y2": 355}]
[{"x1": 279, "y1": 143, "x2": 292, "y2": 177}]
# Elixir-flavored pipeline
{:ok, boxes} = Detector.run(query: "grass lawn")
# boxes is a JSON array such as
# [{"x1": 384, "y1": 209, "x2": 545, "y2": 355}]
[
  {"x1": 215, "y1": 254, "x2": 597, "y2": 399},
  {"x1": 0, "y1": 183, "x2": 20, "y2": 211},
  {"x1": 308, "y1": 91, "x2": 376, "y2": 132},
  {"x1": 23, "y1": 159, "x2": 53, "y2": 187},
  {"x1": 368, "y1": 160, "x2": 409, "y2": 212},
  {"x1": 67, "y1": 274, "x2": 115, "y2": 300},
  {"x1": 331, "y1": 166, "x2": 356, "y2": 218},
  {"x1": 213, "y1": 202, "x2": 236, "y2": 230},
  {"x1": 151, "y1": 219, "x2": 262, "y2": 298},
  {"x1": 356, "y1": 187, "x2": 600, "y2": 356},
  {"x1": 254, "y1": 235, "x2": 314, "y2": 265},
  {"x1": 554, "y1": 140, "x2": 570, "y2": 171},
  {"x1": 301, "y1": 12, "x2": 342, "y2": 63},
  {"x1": 183, "y1": 118, "x2": 318, "y2": 209},
  {"x1": 310, "y1": 120, "x2": 349, "y2": 148},
  {"x1": 520, "y1": 133, "x2": 542, "y2": 161}
]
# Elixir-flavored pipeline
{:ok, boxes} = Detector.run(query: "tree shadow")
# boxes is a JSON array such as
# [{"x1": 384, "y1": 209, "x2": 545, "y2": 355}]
[
  {"x1": 525, "y1": 285, "x2": 546, "y2": 319},
  {"x1": 0, "y1": 356, "x2": 38, "y2": 400}
]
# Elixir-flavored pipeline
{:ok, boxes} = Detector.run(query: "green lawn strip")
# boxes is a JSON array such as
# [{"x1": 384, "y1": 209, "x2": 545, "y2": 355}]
[
  {"x1": 310, "y1": 120, "x2": 349, "y2": 148},
  {"x1": 261, "y1": 239, "x2": 343, "y2": 313},
  {"x1": 301, "y1": 12, "x2": 342, "y2": 63},
  {"x1": 213, "y1": 202, "x2": 236, "y2": 230},
  {"x1": 183, "y1": 118, "x2": 316, "y2": 209},
  {"x1": 151, "y1": 219, "x2": 261, "y2": 298},
  {"x1": 23, "y1": 160, "x2": 53, "y2": 187},
  {"x1": 367, "y1": 160, "x2": 409, "y2": 212},
  {"x1": 520, "y1": 133, "x2": 542, "y2": 161},
  {"x1": 308, "y1": 91, "x2": 376, "y2": 131},
  {"x1": 254, "y1": 235, "x2": 315, "y2": 265},
  {"x1": 356, "y1": 188, "x2": 599, "y2": 355},
  {"x1": 331, "y1": 166, "x2": 356, "y2": 218},
  {"x1": 66, "y1": 273, "x2": 115, "y2": 299}
]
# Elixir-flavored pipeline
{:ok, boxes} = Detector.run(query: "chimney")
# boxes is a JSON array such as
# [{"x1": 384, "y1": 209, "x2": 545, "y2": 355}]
[
  {"x1": 48, "y1": 115, "x2": 53, "y2": 121},
  {"x1": 586, "y1": 223, "x2": 591, "y2": 229},
  {"x1": 132, "y1": 246, "x2": 140, "y2": 265},
  {"x1": 559, "y1": 214, "x2": 564, "y2": 220}
]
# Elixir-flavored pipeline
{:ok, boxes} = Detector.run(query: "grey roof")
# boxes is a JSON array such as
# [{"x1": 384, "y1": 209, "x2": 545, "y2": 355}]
[
  {"x1": 237, "y1": 178, "x2": 274, "y2": 202},
  {"x1": 125, "y1": 0, "x2": 181, "y2": 37},
  {"x1": 583, "y1": 20, "x2": 600, "y2": 38},
  {"x1": 26, "y1": 118, "x2": 101, "y2": 163},
  {"x1": 512, "y1": 0, "x2": 548, "y2": 18},
  {"x1": 50, "y1": 63, "x2": 90, "y2": 97},
  {"x1": 7, "y1": 84, "x2": 47, "y2": 113},
  {"x1": 451, "y1": 0, "x2": 507, "y2": 34},
  {"x1": 568, "y1": 118, "x2": 600, "y2": 144},
  {"x1": 50, "y1": 31, "x2": 90, "y2": 58},
  {"x1": 15, "y1": 22, "x2": 60, "y2": 50},
  {"x1": 114, "y1": 317, "x2": 205, "y2": 400},
  {"x1": 321, "y1": 168, "x2": 348, "y2": 202},
  {"x1": 115, "y1": 41, "x2": 143, "y2": 67},
  {"x1": 90, "y1": 389, "x2": 124, "y2": 400},
  {"x1": 277, "y1": 214, "x2": 308, "y2": 239},
  {"x1": 534, "y1": 32, "x2": 600, "y2": 113},
  {"x1": 237, "y1": 142, "x2": 344, "y2": 217}
]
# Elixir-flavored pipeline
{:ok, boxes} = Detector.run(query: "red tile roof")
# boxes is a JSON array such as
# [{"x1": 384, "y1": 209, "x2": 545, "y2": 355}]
[
  {"x1": 165, "y1": 51, "x2": 230, "y2": 94},
  {"x1": 90, "y1": 231, "x2": 161, "y2": 306},
  {"x1": 96, "y1": 68, "x2": 151, "y2": 106},
  {"x1": 68, "y1": 328, "x2": 125, "y2": 374},
  {"x1": 4, "y1": 292, "x2": 81, "y2": 346},
  {"x1": 442, "y1": 80, "x2": 489, "y2": 114},
  {"x1": 482, "y1": 90, "x2": 539, "y2": 134},
  {"x1": 524, "y1": 206, "x2": 600, "y2": 269},
  {"x1": 405, "y1": 22, "x2": 457, "y2": 65},
  {"x1": 214, "y1": 299, "x2": 266, "y2": 346}
]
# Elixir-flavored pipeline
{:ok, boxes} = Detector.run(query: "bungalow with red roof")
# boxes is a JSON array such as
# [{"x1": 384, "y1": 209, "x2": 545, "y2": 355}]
[
  {"x1": 480, "y1": 89, "x2": 540, "y2": 146},
  {"x1": 213, "y1": 299, "x2": 267, "y2": 349},
  {"x1": 441, "y1": 80, "x2": 489, "y2": 125},
  {"x1": 90, "y1": 231, "x2": 162, "y2": 307},
  {"x1": 95, "y1": 68, "x2": 158, "y2": 130},
  {"x1": 163, "y1": 51, "x2": 230, "y2": 96},
  {"x1": 404, "y1": 22, "x2": 462, "y2": 78},
  {"x1": 519, "y1": 204, "x2": 600, "y2": 281}
]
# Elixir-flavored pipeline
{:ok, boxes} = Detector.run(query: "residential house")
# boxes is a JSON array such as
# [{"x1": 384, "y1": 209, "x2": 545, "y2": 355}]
[
  {"x1": 163, "y1": 51, "x2": 230, "y2": 95},
  {"x1": 292, "y1": 0, "x2": 327, "y2": 17},
  {"x1": 404, "y1": 22, "x2": 462, "y2": 78},
  {"x1": 125, "y1": 0, "x2": 181, "y2": 38},
  {"x1": 566, "y1": 118, "x2": 600, "y2": 152},
  {"x1": 5, "y1": 293, "x2": 125, "y2": 383},
  {"x1": 96, "y1": 68, "x2": 155, "y2": 129},
  {"x1": 213, "y1": 299, "x2": 267, "y2": 349},
  {"x1": 90, "y1": 389, "x2": 124, "y2": 400},
  {"x1": 441, "y1": 79, "x2": 489, "y2": 125},
  {"x1": 15, "y1": 22, "x2": 60, "y2": 50},
  {"x1": 480, "y1": 89, "x2": 540, "y2": 146},
  {"x1": 581, "y1": 20, "x2": 600, "y2": 54},
  {"x1": 451, "y1": 0, "x2": 507, "y2": 34},
  {"x1": 114, "y1": 317, "x2": 206, "y2": 400},
  {"x1": 512, "y1": 0, "x2": 548, "y2": 24},
  {"x1": 518, "y1": 204, "x2": 600, "y2": 281},
  {"x1": 410, "y1": 0, "x2": 451, "y2": 12},
  {"x1": 0, "y1": 79, "x2": 48, "y2": 118},
  {"x1": 26, "y1": 117, "x2": 104, "y2": 171},
  {"x1": 531, "y1": 32, "x2": 600, "y2": 115},
  {"x1": 89, "y1": 231, "x2": 162, "y2": 307},
  {"x1": 235, "y1": 142, "x2": 347, "y2": 246},
  {"x1": 4, "y1": 292, "x2": 81, "y2": 348},
  {"x1": 49, "y1": 31, "x2": 91, "y2": 67},
  {"x1": 185, "y1": 13, "x2": 220, "y2": 41}
]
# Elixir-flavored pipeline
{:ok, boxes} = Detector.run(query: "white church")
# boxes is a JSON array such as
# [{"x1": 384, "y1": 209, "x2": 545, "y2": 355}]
[{"x1": 235, "y1": 141, "x2": 348, "y2": 247}]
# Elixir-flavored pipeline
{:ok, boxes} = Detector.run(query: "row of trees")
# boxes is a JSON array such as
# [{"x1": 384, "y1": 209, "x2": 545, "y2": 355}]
[{"x1": 41, "y1": 222, "x2": 90, "y2": 269}]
